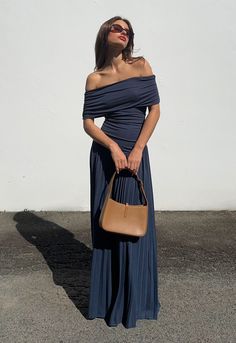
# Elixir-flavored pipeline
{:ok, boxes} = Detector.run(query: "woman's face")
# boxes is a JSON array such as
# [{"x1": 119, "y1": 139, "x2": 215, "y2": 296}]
[{"x1": 107, "y1": 20, "x2": 130, "y2": 49}]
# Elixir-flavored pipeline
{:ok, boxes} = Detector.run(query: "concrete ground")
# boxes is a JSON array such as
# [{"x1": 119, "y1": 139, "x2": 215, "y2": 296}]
[{"x1": 0, "y1": 210, "x2": 235, "y2": 343}]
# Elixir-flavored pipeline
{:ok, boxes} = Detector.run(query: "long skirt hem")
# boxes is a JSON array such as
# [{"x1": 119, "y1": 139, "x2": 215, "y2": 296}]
[{"x1": 86, "y1": 301, "x2": 161, "y2": 329}]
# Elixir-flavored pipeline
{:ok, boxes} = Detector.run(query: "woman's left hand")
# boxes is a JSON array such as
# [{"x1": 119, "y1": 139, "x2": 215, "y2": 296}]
[{"x1": 127, "y1": 147, "x2": 143, "y2": 174}]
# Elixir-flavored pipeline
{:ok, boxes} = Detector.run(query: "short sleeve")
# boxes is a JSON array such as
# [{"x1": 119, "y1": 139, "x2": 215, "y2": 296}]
[
  {"x1": 82, "y1": 91, "x2": 106, "y2": 120},
  {"x1": 148, "y1": 80, "x2": 160, "y2": 105}
]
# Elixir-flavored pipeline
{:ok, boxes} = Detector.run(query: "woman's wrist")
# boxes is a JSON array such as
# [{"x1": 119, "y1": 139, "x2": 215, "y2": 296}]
[
  {"x1": 133, "y1": 142, "x2": 145, "y2": 152},
  {"x1": 108, "y1": 140, "x2": 119, "y2": 152}
]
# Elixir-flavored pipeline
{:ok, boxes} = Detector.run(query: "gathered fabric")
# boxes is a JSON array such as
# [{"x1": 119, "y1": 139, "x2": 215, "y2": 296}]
[{"x1": 82, "y1": 75, "x2": 160, "y2": 142}]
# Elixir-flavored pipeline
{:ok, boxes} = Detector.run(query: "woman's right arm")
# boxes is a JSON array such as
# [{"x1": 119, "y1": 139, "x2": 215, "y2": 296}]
[{"x1": 83, "y1": 73, "x2": 128, "y2": 173}]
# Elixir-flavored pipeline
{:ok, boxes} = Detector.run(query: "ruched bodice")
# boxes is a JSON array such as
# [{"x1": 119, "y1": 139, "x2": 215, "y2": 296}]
[{"x1": 82, "y1": 75, "x2": 160, "y2": 141}]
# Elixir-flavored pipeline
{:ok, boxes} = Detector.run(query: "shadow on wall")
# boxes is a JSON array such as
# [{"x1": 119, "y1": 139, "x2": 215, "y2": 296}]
[{"x1": 13, "y1": 211, "x2": 92, "y2": 318}]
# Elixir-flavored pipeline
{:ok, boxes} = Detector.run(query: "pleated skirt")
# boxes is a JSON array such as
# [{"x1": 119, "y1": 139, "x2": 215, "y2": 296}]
[{"x1": 86, "y1": 138, "x2": 161, "y2": 328}]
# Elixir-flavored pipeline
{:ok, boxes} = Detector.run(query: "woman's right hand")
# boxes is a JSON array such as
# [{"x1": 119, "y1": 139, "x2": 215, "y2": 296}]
[{"x1": 109, "y1": 142, "x2": 128, "y2": 173}]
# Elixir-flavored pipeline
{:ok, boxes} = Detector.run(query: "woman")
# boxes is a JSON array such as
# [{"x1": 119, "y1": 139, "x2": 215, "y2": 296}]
[{"x1": 82, "y1": 16, "x2": 161, "y2": 329}]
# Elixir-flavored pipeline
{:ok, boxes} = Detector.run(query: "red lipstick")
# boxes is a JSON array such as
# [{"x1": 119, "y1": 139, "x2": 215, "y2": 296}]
[{"x1": 119, "y1": 36, "x2": 126, "y2": 41}]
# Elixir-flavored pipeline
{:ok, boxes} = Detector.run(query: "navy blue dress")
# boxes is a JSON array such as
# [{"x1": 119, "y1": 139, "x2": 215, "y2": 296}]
[{"x1": 82, "y1": 74, "x2": 161, "y2": 328}]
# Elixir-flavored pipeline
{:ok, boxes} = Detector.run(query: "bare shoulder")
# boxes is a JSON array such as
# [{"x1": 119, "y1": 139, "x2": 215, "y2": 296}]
[
  {"x1": 133, "y1": 57, "x2": 154, "y2": 76},
  {"x1": 85, "y1": 72, "x2": 101, "y2": 91}
]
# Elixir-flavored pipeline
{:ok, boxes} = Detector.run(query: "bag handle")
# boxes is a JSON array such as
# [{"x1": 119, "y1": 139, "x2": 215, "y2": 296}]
[{"x1": 106, "y1": 170, "x2": 148, "y2": 206}]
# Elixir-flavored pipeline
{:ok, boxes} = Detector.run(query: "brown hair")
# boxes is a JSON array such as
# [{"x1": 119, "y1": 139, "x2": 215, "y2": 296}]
[{"x1": 94, "y1": 16, "x2": 144, "y2": 71}]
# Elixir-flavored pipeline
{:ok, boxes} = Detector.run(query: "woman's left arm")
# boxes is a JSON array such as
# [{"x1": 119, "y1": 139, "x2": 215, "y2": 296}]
[
  {"x1": 127, "y1": 58, "x2": 161, "y2": 173},
  {"x1": 127, "y1": 104, "x2": 160, "y2": 173}
]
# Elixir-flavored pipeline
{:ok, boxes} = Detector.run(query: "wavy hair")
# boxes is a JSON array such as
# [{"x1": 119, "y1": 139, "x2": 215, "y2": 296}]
[{"x1": 94, "y1": 16, "x2": 144, "y2": 71}]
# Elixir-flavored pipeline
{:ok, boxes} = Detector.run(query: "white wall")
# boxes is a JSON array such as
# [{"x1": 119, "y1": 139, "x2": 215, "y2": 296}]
[{"x1": 0, "y1": 0, "x2": 235, "y2": 211}]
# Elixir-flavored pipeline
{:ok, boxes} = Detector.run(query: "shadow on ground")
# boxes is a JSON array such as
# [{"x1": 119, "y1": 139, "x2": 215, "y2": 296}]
[{"x1": 13, "y1": 211, "x2": 91, "y2": 318}]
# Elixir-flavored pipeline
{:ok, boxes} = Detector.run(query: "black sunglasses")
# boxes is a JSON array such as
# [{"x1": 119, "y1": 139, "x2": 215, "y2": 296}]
[{"x1": 110, "y1": 24, "x2": 134, "y2": 38}]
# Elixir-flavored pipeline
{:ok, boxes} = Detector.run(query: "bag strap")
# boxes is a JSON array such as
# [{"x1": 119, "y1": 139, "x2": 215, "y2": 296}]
[{"x1": 106, "y1": 170, "x2": 148, "y2": 206}]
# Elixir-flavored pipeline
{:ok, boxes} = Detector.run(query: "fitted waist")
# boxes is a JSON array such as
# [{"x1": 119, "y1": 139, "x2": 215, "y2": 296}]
[{"x1": 101, "y1": 119, "x2": 145, "y2": 142}]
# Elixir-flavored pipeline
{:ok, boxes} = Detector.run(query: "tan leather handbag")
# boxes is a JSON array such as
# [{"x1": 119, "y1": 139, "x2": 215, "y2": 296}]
[{"x1": 99, "y1": 171, "x2": 148, "y2": 237}]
